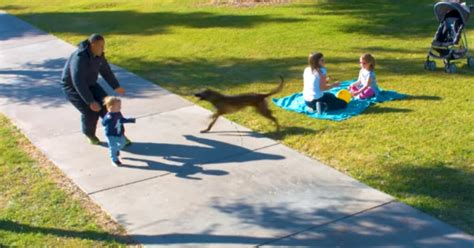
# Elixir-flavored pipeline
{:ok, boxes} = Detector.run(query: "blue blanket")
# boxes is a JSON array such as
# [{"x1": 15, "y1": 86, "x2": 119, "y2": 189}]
[{"x1": 272, "y1": 80, "x2": 406, "y2": 121}]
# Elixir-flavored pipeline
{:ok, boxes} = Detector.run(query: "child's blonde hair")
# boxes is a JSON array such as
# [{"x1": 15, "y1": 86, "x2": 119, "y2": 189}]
[
  {"x1": 361, "y1": 53, "x2": 376, "y2": 71},
  {"x1": 103, "y1": 96, "x2": 121, "y2": 111}
]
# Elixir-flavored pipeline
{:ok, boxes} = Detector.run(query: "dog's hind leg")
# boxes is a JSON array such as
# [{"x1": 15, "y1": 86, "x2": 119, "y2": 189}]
[
  {"x1": 255, "y1": 102, "x2": 280, "y2": 131},
  {"x1": 201, "y1": 113, "x2": 220, "y2": 133}
]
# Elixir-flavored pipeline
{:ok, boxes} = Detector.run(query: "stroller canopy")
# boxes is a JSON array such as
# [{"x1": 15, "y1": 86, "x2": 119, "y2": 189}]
[{"x1": 434, "y1": 1, "x2": 471, "y2": 24}]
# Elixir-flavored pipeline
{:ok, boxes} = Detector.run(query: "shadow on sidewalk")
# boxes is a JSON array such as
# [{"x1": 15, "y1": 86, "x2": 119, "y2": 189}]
[
  {"x1": 2, "y1": 199, "x2": 470, "y2": 247},
  {"x1": 206, "y1": 126, "x2": 322, "y2": 141},
  {"x1": 0, "y1": 58, "x2": 67, "y2": 107},
  {"x1": 121, "y1": 135, "x2": 284, "y2": 180}
]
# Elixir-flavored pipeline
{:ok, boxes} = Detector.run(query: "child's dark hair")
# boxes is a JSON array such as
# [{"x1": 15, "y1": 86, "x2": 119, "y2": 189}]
[
  {"x1": 308, "y1": 52, "x2": 324, "y2": 72},
  {"x1": 88, "y1": 33, "x2": 104, "y2": 43}
]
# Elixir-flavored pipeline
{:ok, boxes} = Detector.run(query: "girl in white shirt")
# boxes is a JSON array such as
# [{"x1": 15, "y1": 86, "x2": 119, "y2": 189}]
[
  {"x1": 303, "y1": 52, "x2": 347, "y2": 113},
  {"x1": 349, "y1": 54, "x2": 380, "y2": 99}
]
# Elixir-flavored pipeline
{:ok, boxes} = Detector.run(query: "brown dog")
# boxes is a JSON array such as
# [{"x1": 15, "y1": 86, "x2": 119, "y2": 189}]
[{"x1": 194, "y1": 76, "x2": 284, "y2": 133}]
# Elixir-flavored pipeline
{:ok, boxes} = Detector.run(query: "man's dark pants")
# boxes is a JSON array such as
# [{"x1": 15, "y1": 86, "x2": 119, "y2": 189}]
[{"x1": 63, "y1": 83, "x2": 108, "y2": 138}]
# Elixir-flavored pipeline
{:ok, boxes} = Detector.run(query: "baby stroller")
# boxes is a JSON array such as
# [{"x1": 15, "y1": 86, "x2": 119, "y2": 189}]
[{"x1": 425, "y1": 1, "x2": 474, "y2": 73}]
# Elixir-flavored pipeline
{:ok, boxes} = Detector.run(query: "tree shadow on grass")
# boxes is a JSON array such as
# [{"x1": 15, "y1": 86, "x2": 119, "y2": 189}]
[
  {"x1": 302, "y1": 0, "x2": 437, "y2": 38},
  {"x1": 358, "y1": 94, "x2": 441, "y2": 116},
  {"x1": 120, "y1": 56, "x2": 306, "y2": 95},
  {"x1": 363, "y1": 106, "x2": 413, "y2": 115},
  {"x1": 14, "y1": 10, "x2": 303, "y2": 37},
  {"x1": 361, "y1": 46, "x2": 426, "y2": 54},
  {"x1": 2, "y1": 198, "x2": 472, "y2": 246},
  {"x1": 0, "y1": 5, "x2": 25, "y2": 11},
  {"x1": 117, "y1": 55, "x2": 456, "y2": 99},
  {"x1": 368, "y1": 161, "x2": 474, "y2": 234},
  {"x1": 0, "y1": 219, "x2": 132, "y2": 245},
  {"x1": 404, "y1": 95, "x2": 442, "y2": 101}
]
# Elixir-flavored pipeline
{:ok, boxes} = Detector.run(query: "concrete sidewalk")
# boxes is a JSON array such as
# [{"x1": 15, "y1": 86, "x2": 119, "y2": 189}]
[{"x1": 0, "y1": 11, "x2": 472, "y2": 247}]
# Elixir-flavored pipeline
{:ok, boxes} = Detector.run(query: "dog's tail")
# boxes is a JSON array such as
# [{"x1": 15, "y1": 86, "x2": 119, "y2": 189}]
[{"x1": 262, "y1": 75, "x2": 284, "y2": 98}]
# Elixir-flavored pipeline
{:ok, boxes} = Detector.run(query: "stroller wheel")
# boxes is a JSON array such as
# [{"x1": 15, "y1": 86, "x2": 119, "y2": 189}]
[
  {"x1": 467, "y1": 57, "x2": 474, "y2": 68},
  {"x1": 425, "y1": 61, "x2": 436, "y2": 71},
  {"x1": 445, "y1": 63, "x2": 456, "y2": 73}
]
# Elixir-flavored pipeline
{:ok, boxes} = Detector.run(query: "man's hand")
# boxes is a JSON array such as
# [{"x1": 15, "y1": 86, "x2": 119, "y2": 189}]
[
  {"x1": 89, "y1": 102, "x2": 102, "y2": 112},
  {"x1": 115, "y1": 87, "x2": 125, "y2": 95}
]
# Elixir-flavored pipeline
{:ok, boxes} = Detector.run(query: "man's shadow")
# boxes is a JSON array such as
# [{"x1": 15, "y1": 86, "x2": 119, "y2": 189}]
[{"x1": 121, "y1": 135, "x2": 285, "y2": 180}]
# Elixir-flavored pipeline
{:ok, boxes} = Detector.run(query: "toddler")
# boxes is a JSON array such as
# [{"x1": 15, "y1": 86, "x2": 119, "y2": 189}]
[{"x1": 102, "y1": 96, "x2": 136, "y2": 166}]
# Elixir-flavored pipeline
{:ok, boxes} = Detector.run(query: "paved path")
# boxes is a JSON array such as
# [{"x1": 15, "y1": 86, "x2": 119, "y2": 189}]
[{"x1": 0, "y1": 11, "x2": 472, "y2": 247}]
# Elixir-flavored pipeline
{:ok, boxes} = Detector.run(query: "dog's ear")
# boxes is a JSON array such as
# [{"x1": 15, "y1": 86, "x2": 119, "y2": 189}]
[
  {"x1": 194, "y1": 88, "x2": 206, "y2": 93},
  {"x1": 194, "y1": 88, "x2": 209, "y2": 99},
  {"x1": 193, "y1": 88, "x2": 204, "y2": 95}
]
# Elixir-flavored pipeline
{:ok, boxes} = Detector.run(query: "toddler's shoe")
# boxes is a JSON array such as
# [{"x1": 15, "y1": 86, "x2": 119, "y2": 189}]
[
  {"x1": 112, "y1": 159, "x2": 122, "y2": 167},
  {"x1": 125, "y1": 136, "x2": 132, "y2": 147}
]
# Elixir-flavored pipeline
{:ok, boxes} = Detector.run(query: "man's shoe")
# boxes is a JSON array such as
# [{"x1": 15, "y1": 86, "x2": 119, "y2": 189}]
[
  {"x1": 87, "y1": 135, "x2": 100, "y2": 145},
  {"x1": 125, "y1": 136, "x2": 132, "y2": 147}
]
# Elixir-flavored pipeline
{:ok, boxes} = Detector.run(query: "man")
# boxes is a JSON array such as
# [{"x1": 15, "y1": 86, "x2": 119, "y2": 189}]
[{"x1": 61, "y1": 34, "x2": 130, "y2": 145}]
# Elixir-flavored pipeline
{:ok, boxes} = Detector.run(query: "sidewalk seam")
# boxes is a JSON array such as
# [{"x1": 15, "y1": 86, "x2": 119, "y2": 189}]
[
  {"x1": 88, "y1": 172, "x2": 173, "y2": 195},
  {"x1": 256, "y1": 200, "x2": 396, "y2": 247}
]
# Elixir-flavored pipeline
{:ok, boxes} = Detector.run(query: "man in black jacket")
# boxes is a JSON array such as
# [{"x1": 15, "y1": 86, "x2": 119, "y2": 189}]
[{"x1": 61, "y1": 34, "x2": 130, "y2": 145}]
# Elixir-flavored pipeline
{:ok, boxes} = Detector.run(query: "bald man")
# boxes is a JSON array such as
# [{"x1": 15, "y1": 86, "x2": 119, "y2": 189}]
[{"x1": 61, "y1": 34, "x2": 130, "y2": 145}]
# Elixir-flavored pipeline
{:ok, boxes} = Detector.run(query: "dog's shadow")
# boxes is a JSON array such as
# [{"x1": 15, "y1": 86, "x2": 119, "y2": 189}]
[
  {"x1": 121, "y1": 135, "x2": 285, "y2": 180},
  {"x1": 207, "y1": 126, "x2": 322, "y2": 140}
]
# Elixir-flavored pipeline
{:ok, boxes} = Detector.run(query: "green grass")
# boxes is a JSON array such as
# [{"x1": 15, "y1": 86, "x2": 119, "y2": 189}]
[
  {"x1": 0, "y1": 115, "x2": 127, "y2": 247},
  {"x1": 1, "y1": 0, "x2": 473, "y2": 234}
]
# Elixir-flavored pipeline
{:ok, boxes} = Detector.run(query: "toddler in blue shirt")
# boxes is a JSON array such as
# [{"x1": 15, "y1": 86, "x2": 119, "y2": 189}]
[{"x1": 102, "y1": 96, "x2": 136, "y2": 166}]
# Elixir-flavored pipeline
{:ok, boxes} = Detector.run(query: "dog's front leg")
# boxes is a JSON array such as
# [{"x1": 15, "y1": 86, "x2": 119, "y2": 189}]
[{"x1": 201, "y1": 113, "x2": 220, "y2": 133}]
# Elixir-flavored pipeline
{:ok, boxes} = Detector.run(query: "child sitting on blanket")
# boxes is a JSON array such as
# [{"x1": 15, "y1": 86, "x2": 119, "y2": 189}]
[
  {"x1": 303, "y1": 52, "x2": 347, "y2": 114},
  {"x1": 349, "y1": 54, "x2": 381, "y2": 99},
  {"x1": 102, "y1": 96, "x2": 136, "y2": 167}
]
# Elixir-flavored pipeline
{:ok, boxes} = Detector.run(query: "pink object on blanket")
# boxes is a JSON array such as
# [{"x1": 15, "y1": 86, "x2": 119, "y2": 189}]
[{"x1": 350, "y1": 85, "x2": 375, "y2": 99}]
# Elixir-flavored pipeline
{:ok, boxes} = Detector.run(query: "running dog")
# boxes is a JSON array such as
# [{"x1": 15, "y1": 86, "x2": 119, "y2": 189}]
[{"x1": 194, "y1": 76, "x2": 284, "y2": 133}]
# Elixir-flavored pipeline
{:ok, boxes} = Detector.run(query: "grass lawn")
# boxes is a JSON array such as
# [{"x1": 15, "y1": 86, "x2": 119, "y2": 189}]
[
  {"x1": 1, "y1": 0, "x2": 473, "y2": 234},
  {"x1": 0, "y1": 115, "x2": 129, "y2": 247}
]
